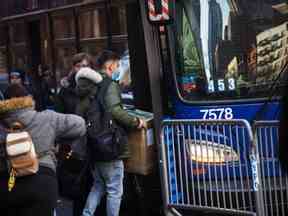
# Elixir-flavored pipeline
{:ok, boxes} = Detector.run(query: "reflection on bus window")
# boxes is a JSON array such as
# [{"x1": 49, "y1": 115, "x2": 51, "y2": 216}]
[
  {"x1": 118, "y1": 50, "x2": 134, "y2": 105},
  {"x1": 175, "y1": 0, "x2": 288, "y2": 101}
]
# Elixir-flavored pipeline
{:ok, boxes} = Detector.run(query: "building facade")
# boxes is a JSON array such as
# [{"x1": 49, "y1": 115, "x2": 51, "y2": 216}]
[
  {"x1": 0, "y1": 0, "x2": 84, "y2": 18},
  {"x1": 0, "y1": 0, "x2": 128, "y2": 86}
]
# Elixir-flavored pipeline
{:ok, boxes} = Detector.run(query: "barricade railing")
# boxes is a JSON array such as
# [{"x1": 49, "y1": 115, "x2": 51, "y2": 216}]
[
  {"x1": 254, "y1": 121, "x2": 288, "y2": 216},
  {"x1": 160, "y1": 119, "x2": 260, "y2": 215}
]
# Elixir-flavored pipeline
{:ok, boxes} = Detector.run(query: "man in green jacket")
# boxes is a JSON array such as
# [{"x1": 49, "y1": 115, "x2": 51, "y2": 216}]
[{"x1": 80, "y1": 50, "x2": 145, "y2": 216}]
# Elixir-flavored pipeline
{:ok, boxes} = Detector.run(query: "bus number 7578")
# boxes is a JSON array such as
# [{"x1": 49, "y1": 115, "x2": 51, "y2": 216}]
[{"x1": 200, "y1": 108, "x2": 234, "y2": 120}]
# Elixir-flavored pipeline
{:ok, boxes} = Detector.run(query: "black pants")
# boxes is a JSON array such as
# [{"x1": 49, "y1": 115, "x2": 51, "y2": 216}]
[{"x1": 0, "y1": 166, "x2": 57, "y2": 216}]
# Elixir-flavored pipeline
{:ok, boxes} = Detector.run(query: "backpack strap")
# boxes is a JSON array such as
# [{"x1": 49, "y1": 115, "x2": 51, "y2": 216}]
[{"x1": 96, "y1": 77, "x2": 113, "y2": 110}]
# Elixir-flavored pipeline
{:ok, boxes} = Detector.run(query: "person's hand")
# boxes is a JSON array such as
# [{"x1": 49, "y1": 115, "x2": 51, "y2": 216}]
[
  {"x1": 60, "y1": 77, "x2": 70, "y2": 88},
  {"x1": 137, "y1": 118, "x2": 147, "y2": 129}
]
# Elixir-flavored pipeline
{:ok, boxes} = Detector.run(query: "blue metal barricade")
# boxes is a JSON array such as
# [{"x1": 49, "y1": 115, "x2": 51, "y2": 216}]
[
  {"x1": 254, "y1": 121, "x2": 288, "y2": 216},
  {"x1": 160, "y1": 119, "x2": 267, "y2": 216}
]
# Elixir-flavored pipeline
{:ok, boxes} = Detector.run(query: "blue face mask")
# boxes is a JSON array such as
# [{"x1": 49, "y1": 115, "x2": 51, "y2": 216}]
[
  {"x1": 112, "y1": 57, "x2": 131, "y2": 81},
  {"x1": 112, "y1": 67, "x2": 121, "y2": 81}
]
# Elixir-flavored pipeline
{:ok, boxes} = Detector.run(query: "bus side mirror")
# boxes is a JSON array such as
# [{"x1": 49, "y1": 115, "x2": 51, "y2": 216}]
[{"x1": 146, "y1": 0, "x2": 175, "y2": 25}]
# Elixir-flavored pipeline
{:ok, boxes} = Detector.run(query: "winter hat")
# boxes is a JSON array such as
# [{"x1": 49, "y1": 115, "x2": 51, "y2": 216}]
[
  {"x1": 75, "y1": 67, "x2": 103, "y2": 85},
  {"x1": 10, "y1": 71, "x2": 21, "y2": 78},
  {"x1": 4, "y1": 83, "x2": 29, "y2": 99},
  {"x1": 10, "y1": 70, "x2": 25, "y2": 83}
]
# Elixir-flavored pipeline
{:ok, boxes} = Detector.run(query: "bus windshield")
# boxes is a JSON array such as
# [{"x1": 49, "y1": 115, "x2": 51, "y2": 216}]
[{"x1": 173, "y1": 0, "x2": 288, "y2": 101}]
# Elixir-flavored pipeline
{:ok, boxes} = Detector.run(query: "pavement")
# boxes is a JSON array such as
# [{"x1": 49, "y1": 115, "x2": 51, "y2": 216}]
[
  {"x1": 54, "y1": 170, "x2": 164, "y2": 216},
  {"x1": 55, "y1": 195, "x2": 163, "y2": 216}
]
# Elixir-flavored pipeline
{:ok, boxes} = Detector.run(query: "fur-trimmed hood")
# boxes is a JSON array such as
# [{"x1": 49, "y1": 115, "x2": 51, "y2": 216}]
[
  {"x1": 0, "y1": 96, "x2": 34, "y2": 115},
  {"x1": 0, "y1": 95, "x2": 86, "y2": 172},
  {"x1": 75, "y1": 67, "x2": 103, "y2": 85}
]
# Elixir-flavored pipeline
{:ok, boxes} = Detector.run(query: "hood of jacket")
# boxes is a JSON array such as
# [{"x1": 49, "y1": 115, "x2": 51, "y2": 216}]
[
  {"x1": 0, "y1": 96, "x2": 36, "y2": 129},
  {"x1": 75, "y1": 68, "x2": 102, "y2": 98},
  {"x1": 0, "y1": 96, "x2": 34, "y2": 115},
  {"x1": 75, "y1": 67, "x2": 103, "y2": 85},
  {"x1": 76, "y1": 79, "x2": 98, "y2": 98}
]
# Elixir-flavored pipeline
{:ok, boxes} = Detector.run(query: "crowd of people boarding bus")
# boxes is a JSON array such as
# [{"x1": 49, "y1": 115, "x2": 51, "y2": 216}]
[{"x1": 0, "y1": 50, "x2": 146, "y2": 216}]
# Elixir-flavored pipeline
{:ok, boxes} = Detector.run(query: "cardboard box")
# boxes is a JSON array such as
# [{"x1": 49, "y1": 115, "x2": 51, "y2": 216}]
[{"x1": 124, "y1": 109, "x2": 156, "y2": 175}]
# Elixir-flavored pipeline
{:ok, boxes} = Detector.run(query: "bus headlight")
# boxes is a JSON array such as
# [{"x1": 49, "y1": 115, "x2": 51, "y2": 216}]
[{"x1": 187, "y1": 140, "x2": 239, "y2": 163}]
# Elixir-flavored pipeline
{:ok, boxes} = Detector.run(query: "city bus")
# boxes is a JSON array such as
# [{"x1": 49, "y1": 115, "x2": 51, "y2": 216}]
[
  {"x1": 0, "y1": 0, "x2": 288, "y2": 215},
  {"x1": 157, "y1": 0, "x2": 288, "y2": 215}
]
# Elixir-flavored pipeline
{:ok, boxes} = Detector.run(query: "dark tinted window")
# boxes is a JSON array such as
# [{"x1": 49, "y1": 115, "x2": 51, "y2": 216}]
[{"x1": 174, "y1": 0, "x2": 288, "y2": 101}]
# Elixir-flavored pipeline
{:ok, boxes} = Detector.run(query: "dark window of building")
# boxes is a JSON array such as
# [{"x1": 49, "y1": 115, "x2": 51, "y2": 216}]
[
  {"x1": 55, "y1": 45, "x2": 77, "y2": 82},
  {"x1": 79, "y1": 4, "x2": 128, "y2": 57},
  {"x1": 173, "y1": 0, "x2": 288, "y2": 101},
  {"x1": 27, "y1": 0, "x2": 39, "y2": 10},
  {"x1": 50, "y1": 0, "x2": 68, "y2": 7},
  {"x1": 0, "y1": 27, "x2": 7, "y2": 47},
  {"x1": 11, "y1": 22, "x2": 26, "y2": 44},
  {"x1": 53, "y1": 13, "x2": 75, "y2": 39},
  {"x1": 110, "y1": 4, "x2": 128, "y2": 54},
  {"x1": 79, "y1": 8, "x2": 107, "y2": 39},
  {"x1": 52, "y1": 11, "x2": 76, "y2": 83},
  {"x1": 11, "y1": 46, "x2": 28, "y2": 73},
  {"x1": 13, "y1": 0, "x2": 26, "y2": 14},
  {"x1": 110, "y1": 7, "x2": 121, "y2": 36},
  {"x1": 9, "y1": 22, "x2": 28, "y2": 72}
]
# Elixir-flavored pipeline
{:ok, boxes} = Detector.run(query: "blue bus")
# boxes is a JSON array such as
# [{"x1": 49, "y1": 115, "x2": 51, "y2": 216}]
[
  {"x1": 152, "y1": 0, "x2": 288, "y2": 215},
  {"x1": 1, "y1": 0, "x2": 287, "y2": 215}
]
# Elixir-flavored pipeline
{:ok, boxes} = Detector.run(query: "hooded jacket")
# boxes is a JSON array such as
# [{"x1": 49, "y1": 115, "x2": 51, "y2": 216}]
[
  {"x1": 0, "y1": 96, "x2": 86, "y2": 171},
  {"x1": 76, "y1": 69, "x2": 139, "y2": 159},
  {"x1": 99, "y1": 71, "x2": 138, "y2": 128}
]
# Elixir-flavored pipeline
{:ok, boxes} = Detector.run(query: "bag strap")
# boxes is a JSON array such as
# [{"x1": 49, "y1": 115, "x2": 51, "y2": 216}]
[
  {"x1": 86, "y1": 77, "x2": 112, "y2": 116},
  {"x1": 96, "y1": 77, "x2": 113, "y2": 111},
  {"x1": 85, "y1": 77, "x2": 114, "y2": 129}
]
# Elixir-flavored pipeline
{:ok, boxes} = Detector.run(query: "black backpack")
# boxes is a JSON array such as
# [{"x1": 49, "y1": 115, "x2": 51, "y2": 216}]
[{"x1": 85, "y1": 77, "x2": 127, "y2": 162}]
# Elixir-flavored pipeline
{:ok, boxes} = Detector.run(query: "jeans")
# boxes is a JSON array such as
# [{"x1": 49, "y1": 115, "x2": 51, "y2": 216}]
[{"x1": 82, "y1": 160, "x2": 124, "y2": 216}]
